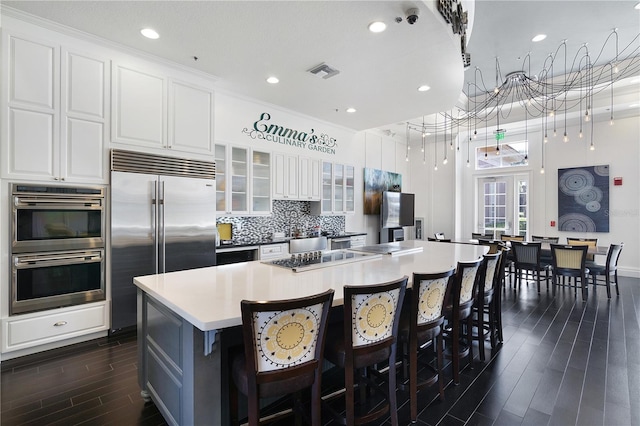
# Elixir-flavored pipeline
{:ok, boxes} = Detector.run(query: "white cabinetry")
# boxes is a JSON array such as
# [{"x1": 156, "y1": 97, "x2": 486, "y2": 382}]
[
  {"x1": 272, "y1": 153, "x2": 321, "y2": 201},
  {"x1": 2, "y1": 302, "x2": 108, "y2": 353},
  {"x1": 311, "y1": 162, "x2": 355, "y2": 215},
  {"x1": 299, "y1": 157, "x2": 322, "y2": 201},
  {"x1": 216, "y1": 143, "x2": 271, "y2": 215},
  {"x1": 112, "y1": 62, "x2": 214, "y2": 156},
  {"x1": 259, "y1": 243, "x2": 290, "y2": 260},
  {"x1": 2, "y1": 34, "x2": 108, "y2": 183}
]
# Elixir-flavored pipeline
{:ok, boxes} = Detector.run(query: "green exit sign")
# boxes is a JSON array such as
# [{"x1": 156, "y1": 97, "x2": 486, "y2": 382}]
[{"x1": 495, "y1": 132, "x2": 505, "y2": 141}]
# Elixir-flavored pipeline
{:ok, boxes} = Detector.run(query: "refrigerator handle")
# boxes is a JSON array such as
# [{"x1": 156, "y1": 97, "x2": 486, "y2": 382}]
[
  {"x1": 152, "y1": 180, "x2": 159, "y2": 273},
  {"x1": 159, "y1": 180, "x2": 166, "y2": 272}
]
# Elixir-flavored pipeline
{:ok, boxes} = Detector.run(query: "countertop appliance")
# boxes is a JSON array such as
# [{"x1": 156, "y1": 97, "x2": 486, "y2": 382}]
[
  {"x1": 264, "y1": 249, "x2": 381, "y2": 272},
  {"x1": 110, "y1": 149, "x2": 216, "y2": 332}
]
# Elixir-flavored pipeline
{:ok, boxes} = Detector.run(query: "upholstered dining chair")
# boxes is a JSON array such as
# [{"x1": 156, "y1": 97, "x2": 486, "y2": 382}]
[
  {"x1": 531, "y1": 235, "x2": 560, "y2": 243},
  {"x1": 471, "y1": 252, "x2": 502, "y2": 362},
  {"x1": 499, "y1": 234, "x2": 525, "y2": 284},
  {"x1": 567, "y1": 237, "x2": 598, "y2": 262},
  {"x1": 398, "y1": 268, "x2": 455, "y2": 422},
  {"x1": 589, "y1": 243, "x2": 624, "y2": 298},
  {"x1": 510, "y1": 241, "x2": 550, "y2": 292},
  {"x1": 323, "y1": 277, "x2": 407, "y2": 426},
  {"x1": 230, "y1": 289, "x2": 334, "y2": 426},
  {"x1": 550, "y1": 244, "x2": 590, "y2": 300},
  {"x1": 444, "y1": 258, "x2": 483, "y2": 385}
]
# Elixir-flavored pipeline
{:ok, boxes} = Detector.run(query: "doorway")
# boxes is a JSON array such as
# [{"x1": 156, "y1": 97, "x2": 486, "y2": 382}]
[{"x1": 476, "y1": 174, "x2": 529, "y2": 239}]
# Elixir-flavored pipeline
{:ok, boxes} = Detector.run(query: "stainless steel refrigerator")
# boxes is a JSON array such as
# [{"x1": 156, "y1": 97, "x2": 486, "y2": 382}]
[{"x1": 110, "y1": 150, "x2": 216, "y2": 332}]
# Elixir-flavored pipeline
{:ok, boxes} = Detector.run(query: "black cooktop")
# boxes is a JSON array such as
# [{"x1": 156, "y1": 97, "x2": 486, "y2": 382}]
[{"x1": 265, "y1": 250, "x2": 380, "y2": 272}]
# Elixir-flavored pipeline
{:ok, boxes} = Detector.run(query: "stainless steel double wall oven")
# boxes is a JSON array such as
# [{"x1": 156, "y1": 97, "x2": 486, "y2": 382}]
[{"x1": 10, "y1": 184, "x2": 106, "y2": 315}]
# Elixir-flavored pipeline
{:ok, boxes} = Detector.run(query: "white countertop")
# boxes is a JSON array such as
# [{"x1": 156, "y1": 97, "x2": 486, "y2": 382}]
[{"x1": 133, "y1": 241, "x2": 487, "y2": 331}]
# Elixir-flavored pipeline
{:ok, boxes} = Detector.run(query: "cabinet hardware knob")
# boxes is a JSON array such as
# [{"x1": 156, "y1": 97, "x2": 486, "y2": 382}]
[
  {"x1": 54, "y1": 321, "x2": 68, "y2": 327},
  {"x1": 53, "y1": 177, "x2": 59, "y2": 180},
  {"x1": 60, "y1": 177, "x2": 65, "y2": 181}
]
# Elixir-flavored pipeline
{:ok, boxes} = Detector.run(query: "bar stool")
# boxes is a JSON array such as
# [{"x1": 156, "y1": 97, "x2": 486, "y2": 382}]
[
  {"x1": 323, "y1": 276, "x2": 408, "y2": 426},
  {"x1": 398, "y1": 269, "x2": 455, "y2": 422},
  {"x1": 230, "y1": 289, "x2": 334, "y2": 426},
  {"x1": 471, "y1": 252, "x2": 502, "y2": 362},
  {"x1": 443, "y1": 258, "x2": 483, "y2": 384}
]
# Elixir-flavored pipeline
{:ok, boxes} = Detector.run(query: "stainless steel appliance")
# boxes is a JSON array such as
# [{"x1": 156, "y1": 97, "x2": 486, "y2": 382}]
[
  {"x1": 12, "y1": 249, "x2": 105, "y2": 314},
  {"x1": 12, "y1": 184, "x2": 105, "y2": 253},
  {"x1": 330, "y1": 237, "x2": 351, "y2": 250},
  {"x1": 264, "y1": 249, "x2": 381, "y2": 272},
  {"x1": 10, "y1": 184, "x2": 106, "y2": 315},
  {"x1": 110, "y1": 149, "x2": 216, "y2": 332}
]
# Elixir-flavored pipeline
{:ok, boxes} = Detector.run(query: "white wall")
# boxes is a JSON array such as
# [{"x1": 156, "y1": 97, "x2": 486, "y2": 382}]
[{"x1": 455, "y1": 114, "x2": 640, "y2": 277}]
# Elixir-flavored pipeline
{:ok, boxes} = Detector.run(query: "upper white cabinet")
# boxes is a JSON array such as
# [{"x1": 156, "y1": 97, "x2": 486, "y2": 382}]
[
  {"x1": 311, "y1": 161, "x2": 355, "y2": 215},
  {"x1": 112, "y1": 64, "x2": 164, "y2": 148},
  {"x1": 299, "y1": 156, "x2": 322, "y2": 201},
  {"x1": 272, "y1": 153, "x2": 321, "y2": 201},
  {"x1": 216, "y1": 143, "x2": 271, "y2": 215},
  {"x1": 2, "y1": 33, "x2": 108, "y2": 183},
  {"x1": 169, "y1": 80, "x2": 214, "y2": 154},
  {"x1": 112, "y1": 62, "x2": 214, "y2": 156}
]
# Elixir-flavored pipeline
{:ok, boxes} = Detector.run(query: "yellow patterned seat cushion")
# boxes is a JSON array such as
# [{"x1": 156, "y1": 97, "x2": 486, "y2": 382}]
[
  {"x1": 253, "y1": 302, "x2": 323, "y2": 372},
  {"x1": 351, "y1": 289, "x2": 400, "y2": 346},
  {"x1": 460, "y1": 266, "x2": 479, "y2": 304},
  {"x1": 417, "y1": 277, "x2": 448, "y2": 324}
]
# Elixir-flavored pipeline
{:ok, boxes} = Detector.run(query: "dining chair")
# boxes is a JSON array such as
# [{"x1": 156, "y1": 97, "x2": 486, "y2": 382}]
[
  {"x1": 550, "y1": 244, "x2": 590, "y2": 300},
  {"x1": 531, "y1": 235, "x2": 560, "y2": 243},
  {"x1": 499, "y1": 234, "x2": 525, "y2": 284},
  {"x1": 566, "y1": 237, "x2": 598, "y2": 262},
  {"x1": 589, "y1": 243, "x2": 624, "y2": 298},
  {"x1": 323, "y1": 277, "x2": 407, "y2": 426},
  {"x1": 444, "y1": 258, "x2": 483, "y2": 384},
  {"x1": 471, "y1": 252, "x2": 502, "y2": 362},
  {"x1": 510, "y1": 241, "x2": 550, "y2": 292},
  {"x1": 229, "y1": 289, "x2": 334, "y2": 426},
  {"x1": 398, "y1": 268, "x2": 455, "y2": 422}
]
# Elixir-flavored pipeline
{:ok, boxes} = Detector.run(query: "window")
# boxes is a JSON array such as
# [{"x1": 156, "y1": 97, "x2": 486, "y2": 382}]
[
  {"x1": 483, "y1": 181, "x2": 507, "y2": 236},
  {"x1": 476, "y1": 141, "x2": 527, "y2": 170}
]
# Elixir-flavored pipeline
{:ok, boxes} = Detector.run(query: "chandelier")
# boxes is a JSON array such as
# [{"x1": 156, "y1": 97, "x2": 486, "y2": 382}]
[{"x1": 405, "y1": 29, "x2": 640, "y2": 171}]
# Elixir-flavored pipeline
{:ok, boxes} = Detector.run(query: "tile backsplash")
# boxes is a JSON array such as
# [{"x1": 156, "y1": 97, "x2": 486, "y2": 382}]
[{"x1": 217, "y1": 200, "x2": 345, "y2": 244}]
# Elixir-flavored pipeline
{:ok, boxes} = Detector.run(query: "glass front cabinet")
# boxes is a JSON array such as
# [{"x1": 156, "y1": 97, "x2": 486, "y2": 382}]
[
  {"x1": 312, "y1": 162, "x2": 355, "y2": 215},
  {"x1": 215, "y1": 143, "x2": 271, "y2": 215}
]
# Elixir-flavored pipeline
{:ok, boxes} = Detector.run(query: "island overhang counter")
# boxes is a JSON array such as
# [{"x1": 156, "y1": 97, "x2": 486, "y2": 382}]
[{"x1": 133, "y1": 241, "x2": 488, "y2": 425}]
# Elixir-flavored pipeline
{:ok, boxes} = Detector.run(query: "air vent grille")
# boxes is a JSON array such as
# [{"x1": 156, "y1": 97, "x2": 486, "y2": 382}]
[
  {"x1": 307, "y1": 62, "x2": 340, "y2": 79},
  {"x1": 111, "y1": 149, "x2": 215, "y2": 180}
]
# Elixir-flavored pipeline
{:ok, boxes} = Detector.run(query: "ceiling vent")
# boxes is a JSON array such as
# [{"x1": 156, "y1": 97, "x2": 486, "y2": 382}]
[{"x1": 307, "y1": 63, "x2": 340, "y2": 79}]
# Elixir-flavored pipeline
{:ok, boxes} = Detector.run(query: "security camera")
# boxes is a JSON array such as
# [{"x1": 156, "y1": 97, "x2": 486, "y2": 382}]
[{"x1": 406, "y1": 8, "x2": 420, "y2": 25}]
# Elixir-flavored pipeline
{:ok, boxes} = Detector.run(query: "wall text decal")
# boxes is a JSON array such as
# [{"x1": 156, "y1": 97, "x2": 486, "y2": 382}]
[{"x1": 242, "y1": 112, "x2": 337, "y2": 155}]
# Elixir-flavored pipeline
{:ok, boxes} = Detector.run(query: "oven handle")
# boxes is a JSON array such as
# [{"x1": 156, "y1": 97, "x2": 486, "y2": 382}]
[
  {"x1": 14, "y1": 252, "x2": 103, "y2": 268},
  {"x1": 15, "y1": 197, "x2": 102, "y2": 207}
]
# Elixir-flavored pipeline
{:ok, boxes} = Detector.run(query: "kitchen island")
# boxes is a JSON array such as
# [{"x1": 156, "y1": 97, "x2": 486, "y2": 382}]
[{"x1": 134, "y1": 240, "x2": 487, "y2": 426}]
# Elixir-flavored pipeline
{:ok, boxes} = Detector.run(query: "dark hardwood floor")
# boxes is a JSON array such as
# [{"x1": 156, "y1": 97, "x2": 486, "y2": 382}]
[{"x1": 2, "y1": 276, "x2": 639, "y2": 425}]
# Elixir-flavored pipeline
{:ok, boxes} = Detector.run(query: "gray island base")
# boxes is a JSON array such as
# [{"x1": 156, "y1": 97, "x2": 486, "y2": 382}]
[{"x1": 134, "y1": 241, "x2": 487, "y2": 425}]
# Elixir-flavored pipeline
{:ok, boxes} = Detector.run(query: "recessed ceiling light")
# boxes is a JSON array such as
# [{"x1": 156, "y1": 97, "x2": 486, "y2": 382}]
[
  {"x1": 368, "y1": 21, "x2": 387, "y2": 33},
  {"x1": 346, "y1": 107, "x2": 357, "y2": 113},
  {"x1": 635, "y1": 2, "x2": 640, "y2": 10},
  {"x1": 417, "y1": 85, "x2": 431, "y2": 92},
  {"x1": 532, "y1": 34, "x2": 547, "y2": 42},
  {"x1": 266, "y1": 76, "x2": 279, "y2": 84},
  {"x1": 140, "y1": 28, "x2": 160, "y2": 39}
]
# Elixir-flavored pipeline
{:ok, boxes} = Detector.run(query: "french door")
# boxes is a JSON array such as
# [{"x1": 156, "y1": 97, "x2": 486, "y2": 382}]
[{"x1": 477, "y1": 174, "x2": 529, "y2": 239}]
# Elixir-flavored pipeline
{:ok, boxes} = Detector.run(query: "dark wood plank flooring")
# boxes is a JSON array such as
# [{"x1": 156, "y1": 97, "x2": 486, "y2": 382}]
[{"x1": 2, "y1": 276, "x2": 639, "y2": 425}]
